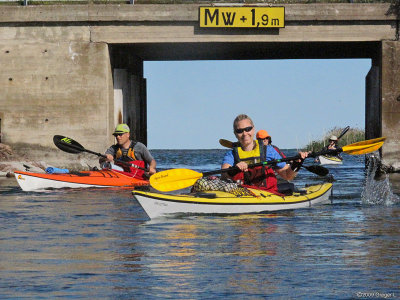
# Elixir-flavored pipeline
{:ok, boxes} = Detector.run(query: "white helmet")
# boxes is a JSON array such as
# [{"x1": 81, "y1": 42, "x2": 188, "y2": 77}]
[{"x1": 329, "y1": 135, "x2": 338, "y2": 141}]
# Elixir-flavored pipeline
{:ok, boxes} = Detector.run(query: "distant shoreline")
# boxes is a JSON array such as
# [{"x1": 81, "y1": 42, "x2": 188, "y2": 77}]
[{"x1": 303, "y1": 127, "x2": 365, "y2": 151}]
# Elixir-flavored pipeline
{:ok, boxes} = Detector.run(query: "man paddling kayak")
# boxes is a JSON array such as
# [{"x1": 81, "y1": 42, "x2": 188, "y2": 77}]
[
  {"x1": 100, "y1": 124, "x2": 157, "y2": 178},
  {"x1": 221, "y1": 114, "x2": 308, "y2": 194},
  {"x1": 326, "y1": 135, "x2": 343, "y2": 159},
  {"x1": 315, "y1": 135, "x2": 343, "y2": 164}
]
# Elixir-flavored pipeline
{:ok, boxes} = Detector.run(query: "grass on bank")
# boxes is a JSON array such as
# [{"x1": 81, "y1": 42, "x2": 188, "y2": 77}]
[{"x1": 303, "y1": 127, "x2": 365, "y2": 151}]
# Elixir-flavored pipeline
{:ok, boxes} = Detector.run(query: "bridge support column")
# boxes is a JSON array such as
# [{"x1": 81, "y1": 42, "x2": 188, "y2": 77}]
[
  {"x1": 111, "y1": 48, "x2": 147, "y2": 145},
  {"x1": 381, "y1": 41, "x2": 400, "y2": 171},
  {"x1": 366, "y1": 62, "x2": 381, "y2": 141}
]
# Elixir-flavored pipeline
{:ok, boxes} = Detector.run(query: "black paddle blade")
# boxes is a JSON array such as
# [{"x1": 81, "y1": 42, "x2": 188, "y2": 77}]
[
  {"x1": 304, "y1": 165, "x2": 329, "y2": 177},
  {"x1": 53, "y1": 135, "x2": 84, "y2": 154},
  {"x1": 338, "y1": 126, "x2": 350, "y2": 139}
]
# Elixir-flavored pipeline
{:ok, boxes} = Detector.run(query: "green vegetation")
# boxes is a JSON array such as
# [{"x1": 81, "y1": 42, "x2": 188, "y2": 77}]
[{"x1": 304, "y1": 127, "x2": 365, "y2": 151}]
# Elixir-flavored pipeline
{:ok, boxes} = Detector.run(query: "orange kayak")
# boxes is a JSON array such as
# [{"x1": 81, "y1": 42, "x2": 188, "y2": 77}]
[{"x1": 14, "y1": 169, "x2": 149, "y2": 191}]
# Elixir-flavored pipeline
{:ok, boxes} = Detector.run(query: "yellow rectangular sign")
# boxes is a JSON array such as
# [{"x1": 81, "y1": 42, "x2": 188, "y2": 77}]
[{"x1": 199, "y1": 7, "x2": 285, "y2": 28}]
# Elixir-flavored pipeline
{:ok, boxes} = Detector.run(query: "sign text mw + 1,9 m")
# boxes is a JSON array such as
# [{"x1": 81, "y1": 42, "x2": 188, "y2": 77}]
[{"x1": 199, "y1": 7, "x2": 285, "y2": 28}]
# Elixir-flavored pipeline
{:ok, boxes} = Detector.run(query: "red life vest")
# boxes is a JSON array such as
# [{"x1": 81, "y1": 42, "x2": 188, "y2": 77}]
[
  {"x1": 231, "y1": 140, "x2": 279, "y2": 193},
  {"x1": 115, "y1": 141, "x2": 146, "y2": 179}
]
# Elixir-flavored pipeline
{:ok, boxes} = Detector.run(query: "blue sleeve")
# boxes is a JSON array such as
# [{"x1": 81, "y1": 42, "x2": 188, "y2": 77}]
[
  {"x1": 266, "y1": 146, "x2": 286, "y2": 169},
  {"x1": 221, "y1": 150, "x2": 234, "y2": 166}
]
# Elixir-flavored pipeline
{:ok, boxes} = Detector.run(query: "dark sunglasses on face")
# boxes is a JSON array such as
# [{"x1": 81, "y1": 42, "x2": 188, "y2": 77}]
[
  {"x1": 235, "y1": 126, "x2": 253, "y2": 134},
  {"x1": 113, "y1": 133, "x2": 125, "y2": 137}
]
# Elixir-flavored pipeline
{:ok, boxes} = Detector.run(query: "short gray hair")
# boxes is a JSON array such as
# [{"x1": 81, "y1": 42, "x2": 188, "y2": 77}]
[{"x1": 233, "y1": 114, "x2": 254, "y2": 131}]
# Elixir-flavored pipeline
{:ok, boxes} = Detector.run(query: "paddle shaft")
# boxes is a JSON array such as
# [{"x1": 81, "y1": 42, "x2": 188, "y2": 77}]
[
  {"x1": 149, "y1": 137, "x2": 385, "y2": 192},
  {"x1": 219, "y1": 139, "x2": 329, "y2": 176},
  {"x1": 203, "y1": 148, "x2": 339, "y2": 177},
  {"x1": 55, "y1": 136, "x2": 147, "y2": 171},
  {"x1": 81, "y1": 147, "x2": 147, "y2": 171},
  {"x1": 338, "y1": 126, "x2": 350, "y2": 140}
]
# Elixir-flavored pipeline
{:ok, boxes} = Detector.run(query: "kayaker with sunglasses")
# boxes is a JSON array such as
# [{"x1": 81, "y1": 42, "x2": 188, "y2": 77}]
[
  {"x1": 256, "y1": 129, "x2": 286, "y2": 158},
  {"x1": 100, "y1": 124, "x2": 157, "y2": 178},
  {"x1": 221, "y1": 114, "x2": 308, "y2": 194}
]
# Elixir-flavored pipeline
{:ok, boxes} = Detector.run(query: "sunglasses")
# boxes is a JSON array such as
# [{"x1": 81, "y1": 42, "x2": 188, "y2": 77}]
[
  {"x1": 113, "y1": 133, "x2": 126, "y2": 137},
  {"x1": 235, "y1": 126, "x2": 253, "y2": 134}
]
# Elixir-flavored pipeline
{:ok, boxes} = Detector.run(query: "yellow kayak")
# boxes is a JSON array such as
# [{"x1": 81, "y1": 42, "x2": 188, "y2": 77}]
[{"x1": 132, "y1": 183, "x2": 333, "y2": 219}]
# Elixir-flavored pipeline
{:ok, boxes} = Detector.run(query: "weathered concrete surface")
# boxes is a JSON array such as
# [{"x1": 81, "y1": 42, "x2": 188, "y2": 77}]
[
  {"x1": 0, "y1": 3, "x2": 399, "y2": 170},
  {"x1": 381, "y1": 41, "x2": 400, "y2": 171},
  {"x1": 0, "y1": 4, "x2": 396, "y2": 22},
  {"x1": 0, "y1": 25, "x2": 114, "y2": 160}
]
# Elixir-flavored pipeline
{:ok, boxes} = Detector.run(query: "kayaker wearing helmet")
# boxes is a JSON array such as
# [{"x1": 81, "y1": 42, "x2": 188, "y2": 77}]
[
  {"x1": 221, "y1": 114, "x2": 308, "y2": 193},
  {"x1": 257, "y1": 129, "x2": 271, "y2": 146},
  {"x1": 256, "y1": 129, "x2": 286, "y2": 158},
  {"x1": 326, "y1": 135, "x2": 342, "y2": 159},
  {"x1": 327, "y1": 136, "x2": 338, "y2": 150},
  {"x1": 100, "y1": 124, "x2": 157, "y2": 178}
]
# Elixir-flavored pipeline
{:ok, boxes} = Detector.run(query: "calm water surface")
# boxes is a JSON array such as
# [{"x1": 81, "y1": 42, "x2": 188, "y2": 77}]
[{"x1": 1, "y1": 150, "x2": 399, "y2": 299}]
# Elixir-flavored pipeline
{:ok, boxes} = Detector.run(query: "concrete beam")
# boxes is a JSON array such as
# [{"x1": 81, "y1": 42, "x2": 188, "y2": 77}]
[
  {"x1": 91, "y1": 24, "x2": 396, "y2": 44},
  {"x1": 0, "y1": 4, "x2": 396, "y2": 23}
]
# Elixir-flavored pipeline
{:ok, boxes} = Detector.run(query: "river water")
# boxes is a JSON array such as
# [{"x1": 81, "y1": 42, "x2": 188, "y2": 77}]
[{"x1": 1, "y1": 149, "x2": 399, "y2": 299}]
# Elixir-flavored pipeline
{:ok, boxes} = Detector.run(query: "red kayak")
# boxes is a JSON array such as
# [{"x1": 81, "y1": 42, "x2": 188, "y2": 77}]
[{"x1": 14, "y1": 169, "x2": 149, "y2": 191}]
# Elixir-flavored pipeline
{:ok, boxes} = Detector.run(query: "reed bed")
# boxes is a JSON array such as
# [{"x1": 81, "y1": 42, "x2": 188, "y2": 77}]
[{"x1": 304, "y1": 127, "x2": 365, "y2": 152}]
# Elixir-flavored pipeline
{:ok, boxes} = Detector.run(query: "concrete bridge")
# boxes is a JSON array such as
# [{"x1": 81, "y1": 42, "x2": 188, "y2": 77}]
[{"x1": 0, "y1": 3, "x2": 399, "y2": 170}]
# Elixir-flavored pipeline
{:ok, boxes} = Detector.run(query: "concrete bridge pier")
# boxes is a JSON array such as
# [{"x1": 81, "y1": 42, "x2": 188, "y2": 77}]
[
  {"x1": 381, "y1": 41, "x2": 400, "y2": 171},
  {"x1": 110, "y1": 48, "x2": 147, "y2": 145}
]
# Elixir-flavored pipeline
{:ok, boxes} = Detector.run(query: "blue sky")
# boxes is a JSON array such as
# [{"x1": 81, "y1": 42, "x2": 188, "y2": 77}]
[{"x1": 144, "y1": 59, "x2": 371, "y2": 149}]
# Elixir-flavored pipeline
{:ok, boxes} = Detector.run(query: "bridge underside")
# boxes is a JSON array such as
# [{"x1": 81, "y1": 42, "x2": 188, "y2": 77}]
[
  {"x1": 110, "y1": 40, "x2": 382, "y2": 147},
  {"x1": 112, "y1": 41, "x2": 380, "y2": 61}
]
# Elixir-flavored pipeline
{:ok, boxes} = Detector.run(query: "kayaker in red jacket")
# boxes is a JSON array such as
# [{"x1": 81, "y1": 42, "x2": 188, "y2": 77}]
[
  {"x1": 221, "y1": 114, "x2": 308, "y2": 193},
  {"x1": 100, "y1": 124, "x2": 157, "y2": 177}
]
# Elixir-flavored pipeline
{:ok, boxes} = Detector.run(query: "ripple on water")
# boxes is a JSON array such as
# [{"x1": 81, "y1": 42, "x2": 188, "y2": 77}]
[{"x1": 0, "y1": 152, "x2": 399, "y2": 298}]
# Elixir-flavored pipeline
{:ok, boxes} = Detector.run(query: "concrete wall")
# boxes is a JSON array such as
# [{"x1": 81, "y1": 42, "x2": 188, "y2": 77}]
[
  {"x1": 381, "y1": 41, "x2": 400, "y2": 169},
  {"x1": 0, "y1": 25, "x2": 115, "y2": 163},
  {"x1": 0, "y1": 26, "x2": 112, "y2": 142}
]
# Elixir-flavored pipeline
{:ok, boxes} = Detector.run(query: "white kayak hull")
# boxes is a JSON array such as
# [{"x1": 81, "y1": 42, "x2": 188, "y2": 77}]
[
  {"x1": 133, "y1": 183, "x2": 333, "y2": 219},
  {"x1": 15, "y1": 173, "x2": 105, "y2": 191},
  {"x1": 318, "y1": 155, "x2": 343, "y2": 165},
  {"x1": 14, "y1": 170, "x2": 148, "y2": 192}
]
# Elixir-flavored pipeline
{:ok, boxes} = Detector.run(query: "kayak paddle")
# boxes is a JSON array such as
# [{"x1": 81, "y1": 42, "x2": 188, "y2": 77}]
[
  {"x1": 218, "y1": 139, "x2": 329, "y2": 177},
  {"x1": 219, "y1": 138, "x2": 237, "y2": 148},
  {"x1": 337, "y1": 126, "x2": 350, "y2": 139},
  {"x1": 53, "y1": 135, "x2": 147, "y2": 171},
  {"x1": 151, "y1": 137, "x2": 386, "y2": 192}
]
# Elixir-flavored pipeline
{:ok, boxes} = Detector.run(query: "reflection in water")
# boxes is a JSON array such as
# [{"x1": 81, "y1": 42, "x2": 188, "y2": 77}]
[{"x1": 138, "y1": 215, "x2": 283, "y2": 297}]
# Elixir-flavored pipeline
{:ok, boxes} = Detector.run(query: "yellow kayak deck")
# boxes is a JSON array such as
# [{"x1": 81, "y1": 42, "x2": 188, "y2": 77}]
[{"x1": 133, "y1": 183, "x2": 332, "y2": 205}]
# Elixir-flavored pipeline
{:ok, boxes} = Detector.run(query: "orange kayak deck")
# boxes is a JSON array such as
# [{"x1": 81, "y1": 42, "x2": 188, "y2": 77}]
[{"x1": 15, "y1": 169, "x2": 149, "y2": 191}]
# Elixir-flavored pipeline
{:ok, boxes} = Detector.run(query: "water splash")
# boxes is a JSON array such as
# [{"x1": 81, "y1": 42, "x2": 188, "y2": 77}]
[{"x1": 361, "y1": 153, "x2": 400, "y2": 205}]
